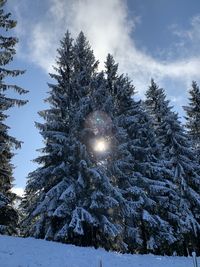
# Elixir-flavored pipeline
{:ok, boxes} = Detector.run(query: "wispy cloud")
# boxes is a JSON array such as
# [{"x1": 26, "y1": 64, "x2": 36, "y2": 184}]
[
  {"x1": 169, "y1": 14, "x2": 200, "y2": 59},
  {"x1": 9, "y1": 0, "x2": 200, "y2": 95},
  {"x1": 171, "y1": 15, "x2": 200, "y2": 42}
]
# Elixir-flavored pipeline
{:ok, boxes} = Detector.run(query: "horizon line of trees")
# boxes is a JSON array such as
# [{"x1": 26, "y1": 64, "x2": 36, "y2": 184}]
[{"x1": 1, "y1": 0, "x2": 200, "y2": 256}]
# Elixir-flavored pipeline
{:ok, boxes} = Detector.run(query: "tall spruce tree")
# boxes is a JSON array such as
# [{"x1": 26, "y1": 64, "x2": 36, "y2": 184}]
[
  {"x1": 184, "y1": 81, "x2": 200, "y2": 163},
  {"x1": 22, "y1": 32, "x2": 128, "y2": 251},
  {"x1": 0, "y1": 0, "x2": 28, "y2": 234},
  {"x1": 21, "y1": 31, "x2": 75, "y2": 237},
  {"x1": 105, "y1": 56, "x2": 183, "y2": 255},
  {"x1": 145, "y1": 79, "x2": 200, "y2": 254}
]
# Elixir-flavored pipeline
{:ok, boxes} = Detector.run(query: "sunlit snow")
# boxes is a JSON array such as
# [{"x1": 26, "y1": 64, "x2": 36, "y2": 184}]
[{"x1": 0, "y1": 235, "x2": 199, "y2": 267}]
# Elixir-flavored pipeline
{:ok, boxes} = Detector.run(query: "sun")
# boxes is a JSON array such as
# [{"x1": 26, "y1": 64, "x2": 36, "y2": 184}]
[{"x1": 94, "y1": 138, "x2": 108, "y2": 153}]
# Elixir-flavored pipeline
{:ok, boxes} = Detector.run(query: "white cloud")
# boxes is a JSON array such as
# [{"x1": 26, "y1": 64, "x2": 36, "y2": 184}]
[{"x1": 9, "y1": 0, "x2": 200, "y2": 95}]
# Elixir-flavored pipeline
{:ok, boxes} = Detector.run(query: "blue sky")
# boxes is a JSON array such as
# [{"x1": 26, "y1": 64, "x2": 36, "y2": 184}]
[{"x1": 4, "y1": 0, "x2": 200, "y2": 195}]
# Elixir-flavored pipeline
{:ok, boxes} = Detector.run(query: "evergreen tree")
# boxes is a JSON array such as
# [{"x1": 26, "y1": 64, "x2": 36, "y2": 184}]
[
  {"x1": 105, "y1": 56, "x2": 181, "y2": 254},
  {"x1": 184, "y1": 81, "x2": 200, "y2": 162},
  {"x1": 145, "y1": 79, "x2": 200, "y2": 254},
  {"x1": 21, "y1": 31, "x2": 75, "y2": 237},
  {"x1": 22, "y1": 32, "x2": 127, "y2": 251},
  {"x1": 0, "y1": 0, "x2": 28, "y2": 234}
]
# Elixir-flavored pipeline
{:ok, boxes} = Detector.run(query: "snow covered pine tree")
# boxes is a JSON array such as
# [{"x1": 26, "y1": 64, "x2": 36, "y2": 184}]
[
  {"x1": 184, "y1": 81, "x2": 200, "y2": 163},
  {"x1": 105, "y1": 56, "x2": 182, "y2": 255},
  {"x1": 22, "y1": 32, "x2": 128, "y2": 251},
  {"x1": 21, "y1": 31, "x2": 200, "y2": 255},
  {"x1": 0, "y1": 0, "x2": 28, "y2": 235},
  {"x1": 145, "y1": 79, "x2": 200, "y2": 255}
]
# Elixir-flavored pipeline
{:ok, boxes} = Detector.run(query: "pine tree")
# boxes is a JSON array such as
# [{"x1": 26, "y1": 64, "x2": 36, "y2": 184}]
[
  {"x1": 145, "y1": 79, "x2": 200, "y2": 254},
  {"x1": 184, "y1": 81, "x2": 200, "y2": 162},
  {"x1": 21, "y1": 31, "x2": 75, "y2": 237},
  {"x1": 22, "y1": 32, "x2": 128, "y2": 251},
  {"x1": 105, "y1": 56, "x2": 182, "y2": 254},
  {"x1": 0, "y1": 0, "x2": 28, "y2": 234}
]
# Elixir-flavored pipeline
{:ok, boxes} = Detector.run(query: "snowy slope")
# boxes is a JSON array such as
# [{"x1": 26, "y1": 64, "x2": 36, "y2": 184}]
[{"x1": 0, "y1": 235, "x2": 199, "y2": 267}]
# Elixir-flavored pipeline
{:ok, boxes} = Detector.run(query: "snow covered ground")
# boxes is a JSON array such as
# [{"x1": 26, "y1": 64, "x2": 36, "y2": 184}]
[{"x1": 0, "y1": 235, "x2": 199, "y2": 267}]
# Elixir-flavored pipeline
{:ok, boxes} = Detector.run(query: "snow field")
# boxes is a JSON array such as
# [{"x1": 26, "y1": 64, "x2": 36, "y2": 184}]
[{"x1": 0, "y1": 235, "x2": 199, "y2": 267}]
